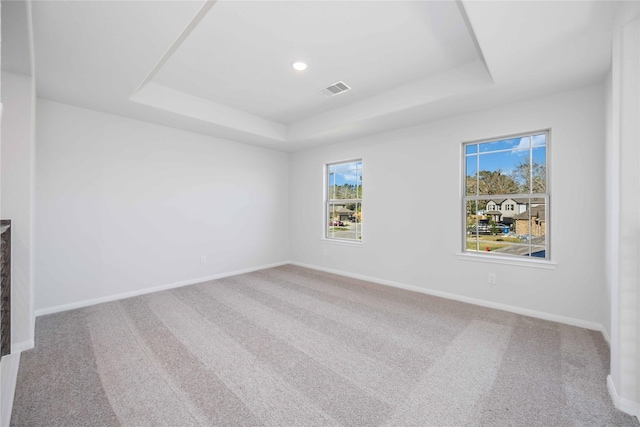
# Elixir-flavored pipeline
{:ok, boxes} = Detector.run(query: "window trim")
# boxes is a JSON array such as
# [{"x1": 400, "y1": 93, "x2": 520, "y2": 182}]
[
  {"x1": 456, "y1": 252, "x2": 557, "y2": 269},
  {"x1": 461, "y1": 129, "x2": 551, "y2": 262},
  {"x1": 324, "y1": 158, "x2": 363, "y2": 244}
]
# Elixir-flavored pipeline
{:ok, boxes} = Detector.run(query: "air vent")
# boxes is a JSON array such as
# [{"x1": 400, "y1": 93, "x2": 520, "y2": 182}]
[{"x1": 321, "y1": 81, "x2": 351, "y2": 97}]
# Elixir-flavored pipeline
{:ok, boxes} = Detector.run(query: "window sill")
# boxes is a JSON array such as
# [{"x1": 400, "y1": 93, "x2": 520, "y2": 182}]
[
  {"x1": 456, "y1": 252, "x2": 556, "y2": 269},
  {"x1": 320, "y1": 238, "x2": 363, "y2": 248}
]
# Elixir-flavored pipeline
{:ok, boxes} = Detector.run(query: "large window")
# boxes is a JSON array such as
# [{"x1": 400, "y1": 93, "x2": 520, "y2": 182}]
[
  {"x1": 326, "y1": 160, "x2": 362, "y2": 242},
  {"x1": 463, "y1": 131, "x2": 549, "y2": 259}
]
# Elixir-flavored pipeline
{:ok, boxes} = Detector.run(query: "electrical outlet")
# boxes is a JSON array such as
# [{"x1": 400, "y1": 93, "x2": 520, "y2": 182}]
[
  {"x1": 488, "y1": 273, "x2": 497, "y2": 285},
  {"x1": 200, "y1": 256, "x2": 207, "y2": 264}
]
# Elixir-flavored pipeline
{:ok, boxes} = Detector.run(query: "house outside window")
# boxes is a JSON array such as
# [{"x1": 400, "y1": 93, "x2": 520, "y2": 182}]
[
  {"x1": 326, "y1": 160, "x2": 362, "y2": 242},
  {"x1": 464, "y1": 131, "x2": 549, "y2": 258}
]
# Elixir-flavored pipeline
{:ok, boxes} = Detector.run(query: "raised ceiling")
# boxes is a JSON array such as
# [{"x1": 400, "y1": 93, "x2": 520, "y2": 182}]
[
  {"x1": 26, "y1": 0, "x2": 636, "y2": 152},
  {"x1": 151, "y1": 1, "x2": 479, "y2": 124}
]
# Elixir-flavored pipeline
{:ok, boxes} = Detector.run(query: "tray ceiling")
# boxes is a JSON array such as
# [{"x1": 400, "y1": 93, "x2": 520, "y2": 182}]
[{"x1": 26, "y1": 0, "x2": 632, "y2": 151}]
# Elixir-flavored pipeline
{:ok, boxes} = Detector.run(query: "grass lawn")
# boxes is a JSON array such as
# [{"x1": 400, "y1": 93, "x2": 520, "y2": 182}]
[
  {"x1": 466, "y1": 235, "x2": 522, "y2": 252},
  {"x1": 467, "y1": 241, "x2": 509, "y2": 251}
]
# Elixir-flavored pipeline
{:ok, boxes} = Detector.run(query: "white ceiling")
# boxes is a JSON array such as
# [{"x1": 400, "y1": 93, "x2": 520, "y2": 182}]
[
  {"x1": 17, "y1": 0, "x2": 639, "y2": 152},
  {"x1": 152, "y1": 1, "x2": 479, "y2": 124}
]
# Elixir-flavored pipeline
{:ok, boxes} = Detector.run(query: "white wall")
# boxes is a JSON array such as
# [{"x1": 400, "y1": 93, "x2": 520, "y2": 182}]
[
  {"x1": 604, "y1": 66, "x2": 615, "y2": 346},
  {"x1": 0, "y1": 1, "x2": 38, "y2": 423},
  {"x1": 607, "y1": 17, "x2": 640, "y2": 419},
  {"x1": 290, "y1": 84, "x2": 606, "y2": 327},
  {"x1": 0, "y1": 352, "x2": 20, "y2": 427},
  {"x1": 1, "y1": 70, "x2": 36, "y2": 426},
  {"x1": 1, "y1": 72, "x2": 35, "y2": 350},
  {"x1": 35, "y1": 99, "x2": 290, "y2": 313}
]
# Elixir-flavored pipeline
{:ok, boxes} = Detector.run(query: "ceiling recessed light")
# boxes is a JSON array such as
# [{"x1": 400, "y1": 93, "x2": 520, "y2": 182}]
[{"x1": 292, "y1": 61, "x2": 308, "y2": 71}]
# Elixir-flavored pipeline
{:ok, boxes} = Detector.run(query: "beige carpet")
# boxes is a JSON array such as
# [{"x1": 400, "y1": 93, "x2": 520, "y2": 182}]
[{"x1": 11, "y1": 265, "x2": 637, "y2": 426}]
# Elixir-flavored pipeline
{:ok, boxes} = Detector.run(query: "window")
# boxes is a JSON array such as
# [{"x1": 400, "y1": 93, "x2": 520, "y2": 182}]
[
  {"x1": 464, "y1": 131, "x2": 548, "y2": 259},
  {"x1": 326, "y1": 160, "x2": 362, "y2": 241}
]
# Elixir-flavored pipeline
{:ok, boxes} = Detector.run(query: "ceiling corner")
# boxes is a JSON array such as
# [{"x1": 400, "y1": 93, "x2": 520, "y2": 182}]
[{"x1": 455, "y1": 0, "x2": 494, "y2": 83}]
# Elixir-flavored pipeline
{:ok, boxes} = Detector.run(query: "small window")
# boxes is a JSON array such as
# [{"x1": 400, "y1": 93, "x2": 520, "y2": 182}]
[
  {"x1": 326, "y1": 160, "x2": 362, "y2": 241},
  {"x1": 464, "y1": 131, "x2": 549, "y2": 259}
]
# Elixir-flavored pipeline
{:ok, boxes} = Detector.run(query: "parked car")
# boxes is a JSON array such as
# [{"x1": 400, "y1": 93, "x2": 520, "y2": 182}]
[
  {"x1": 329, "y1": 220, "x2": 344, "y2": 226},
  {"x1": 467, "y1": 225, "x2": 488, "y2": 235},
  {"x1": 477, "y1": 221, "x2": 490, "y2": 234}
]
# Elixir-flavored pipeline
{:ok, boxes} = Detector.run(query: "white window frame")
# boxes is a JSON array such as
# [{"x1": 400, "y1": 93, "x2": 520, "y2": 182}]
[
  {"x1": 324, "y1": 159, "x2": 363, "y2": 243},
  {"x1": 461, "y1": 130, "x2": 552, "y2": 264}
]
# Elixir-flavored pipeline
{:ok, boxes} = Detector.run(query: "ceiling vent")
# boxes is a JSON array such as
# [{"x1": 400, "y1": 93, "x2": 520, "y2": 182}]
[{"x1": 321, "y1": 81, "x2": 351, "y2": 97}]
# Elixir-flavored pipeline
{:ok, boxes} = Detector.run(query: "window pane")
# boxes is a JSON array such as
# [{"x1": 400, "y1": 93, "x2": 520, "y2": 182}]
[
  {"x1": 465, "y1": 144, "x2": 477, "y2": 155},
  {"x1": 328, "y1": 202, "x2": 338, "y2": 226},
  {"x1": 478, "y1": 151, "x2": 522, "y2": 195},
  {"x1": 529, "y1": 199, "x2": 546, "y2": 243},
  {"x1": 478, "y1": 237, "x2": 526, "y2": 255},
  {"x1": 327, "y1": 160, "x2": 362, "y2": 242},
  {"x1": 332, "y1": 162, "x2": 351, "y2": 173},
  {"x1": 328, "y1": 169, "x2": 336, "y2": 199},
  {"x1": 532, "y1": 133, "x2": 546, "y2": 147},
  {"x1": 333, "y1": 161, "x2": 358, "y2": 179},
  {"x1": 465, "y1": 197, "x2": 548, "y2": 258},
  {"x1": 530, "y1": 246, "x2": 546, "y2": 258},
  {"x1": 466, "y1": 200, "x2": 479, "y2": 251},
  {"x1": 355, "y1": 202, "x2": 362, "y2": 241},
  {"x1": 465, "y1": 156, "x2": 478, "y2": 196},
  {"x1": 532, "y1": 147, "x2": 546, "y2": 193},
  {"x1": 330, "y1": 161, "x2": 360, "y2": 200},
  {"x1": 479, "y1": 136, "x2": 529, "y2": 153},
  {"x1": 466, "y1": 198, "x2": 522, "y2": 253},
  {"x1": 327, "y1": 202, "x2": 361, "y2": 240},
  {"x1": 513, "y1": 198, "x2": 547, "y2": 254},
  {"x1": 463, "y1": 132, "x2": 548, "y2": 259}
]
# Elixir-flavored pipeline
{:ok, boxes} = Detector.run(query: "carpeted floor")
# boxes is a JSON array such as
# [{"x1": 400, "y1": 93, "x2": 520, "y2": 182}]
[{"x1": 11, "y1": 265, "x2": 638, "y2": 426}]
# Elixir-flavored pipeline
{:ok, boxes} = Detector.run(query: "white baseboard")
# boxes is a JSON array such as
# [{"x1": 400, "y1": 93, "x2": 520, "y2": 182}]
[
  {"x1": 290, "y1": 261, "x2": 605, "y2": 333},
  {"x1": 34, "y1": 258, "x2": 608, "y2": 336},
  {"x1": 35, "y1": 261, "x2": 290, "y2": 317},
  {"x1": 600, "y1": 325, "x2": 611, "y2": 346},
  {"x1": 11, "y1": 340, "x2": 34, "y2": 354},
  {"x1": 608, "y1": 375, "x2": 640, "y2": 418}
]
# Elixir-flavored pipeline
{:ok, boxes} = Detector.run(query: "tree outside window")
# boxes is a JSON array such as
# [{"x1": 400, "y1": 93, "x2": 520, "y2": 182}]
[{"x1": 464, "y1": 132, "x2": 548, "y2": 258}]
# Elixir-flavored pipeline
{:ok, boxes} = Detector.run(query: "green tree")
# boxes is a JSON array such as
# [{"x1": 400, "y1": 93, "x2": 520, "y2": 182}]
[
  {"x1": 477, "y1": 170, "x2": 518, "y2": 195},
  {"x1": 510, "y1": 158, "x2": 546, "y2": 193},
  {"x1": 466, "y1": 175, "x2": 478, "y2": 195},
  {"x1": 489, "y1": 219, "x2": 499, "y2": 235}
]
